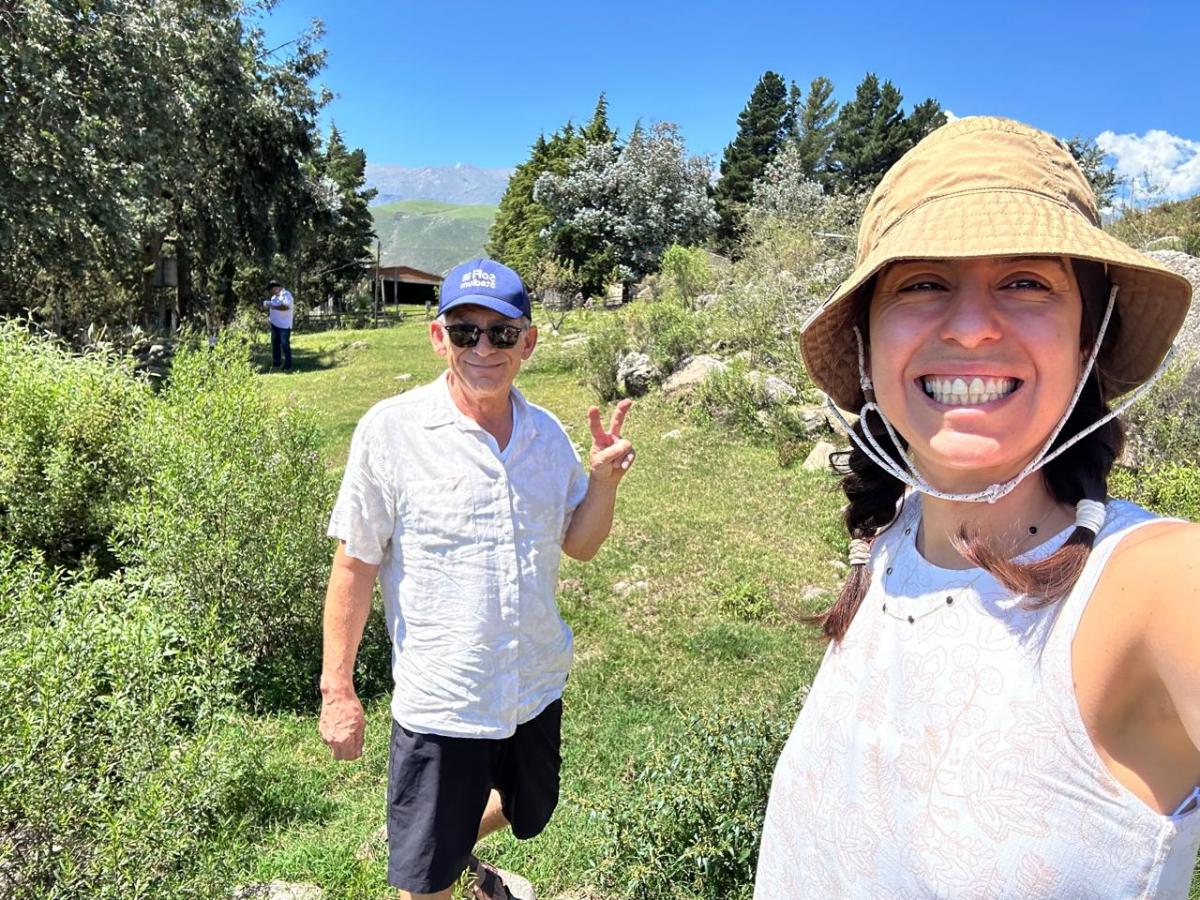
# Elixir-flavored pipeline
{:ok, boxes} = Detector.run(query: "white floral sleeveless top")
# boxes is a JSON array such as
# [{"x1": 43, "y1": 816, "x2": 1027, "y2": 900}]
[{"x1": 756, "y1": 498, "x2": 1200, "y2": 898}]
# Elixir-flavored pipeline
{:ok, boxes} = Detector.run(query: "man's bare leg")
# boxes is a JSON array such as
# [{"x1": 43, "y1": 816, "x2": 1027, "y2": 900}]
[
  {"x1": 397, "y1": 791, "x2": 511, "y2": 899},
  {"x1": 397, "y1": 890, "x2": 453, "y2": 900},
  {"x1": 477, "y1": 788, "x2": 510, "y2": 841}
]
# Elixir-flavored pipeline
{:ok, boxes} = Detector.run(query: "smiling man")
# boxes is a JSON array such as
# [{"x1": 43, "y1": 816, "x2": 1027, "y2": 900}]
[{"x1": 319, "y1": 258, "x2": 635, "y2": 900}]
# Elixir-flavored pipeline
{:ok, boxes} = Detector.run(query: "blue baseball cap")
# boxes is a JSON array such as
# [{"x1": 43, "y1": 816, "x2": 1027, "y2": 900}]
[{"x1": 438, "y1": 258, "x2": 531, "y2": 320}]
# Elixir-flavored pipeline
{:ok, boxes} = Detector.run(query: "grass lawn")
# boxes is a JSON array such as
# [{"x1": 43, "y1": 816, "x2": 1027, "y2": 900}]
[{"x1": 237, "y1": 314, "x2": 845, "y2": 898}]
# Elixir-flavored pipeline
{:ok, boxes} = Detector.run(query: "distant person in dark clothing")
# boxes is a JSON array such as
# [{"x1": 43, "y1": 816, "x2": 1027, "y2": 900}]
[{"x1": 262, "y1": 279, "x2": 294, "y2": 371}]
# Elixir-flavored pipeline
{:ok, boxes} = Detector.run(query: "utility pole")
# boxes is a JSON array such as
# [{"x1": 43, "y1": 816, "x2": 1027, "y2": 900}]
[{"x1": 374, "y1": 238, "x2": 382, "y2": 328}]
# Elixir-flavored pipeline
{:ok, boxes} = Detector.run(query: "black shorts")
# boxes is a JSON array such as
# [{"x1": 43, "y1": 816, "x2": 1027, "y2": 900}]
[{"x1": 386, "y1": 699, "x2": 563, "y2": 893}]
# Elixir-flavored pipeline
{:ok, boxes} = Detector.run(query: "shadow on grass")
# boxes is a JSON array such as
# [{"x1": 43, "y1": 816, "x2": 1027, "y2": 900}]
[{"x1": 251, "y1": 344, "x2": 342, "y2": 374}]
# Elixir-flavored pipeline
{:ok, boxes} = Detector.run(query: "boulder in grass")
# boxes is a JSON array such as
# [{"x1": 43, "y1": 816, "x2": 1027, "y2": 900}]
[
  {"x1": 802, "y1": 440, "x2": 837, "y2": 472},
  {"x1": 662, "y1": 355, "x2": 727, "y2": 400},
  {"x1": 616, "y1": 352, "x2": 662, "y2": 397},
  {"x1": 747, "y1": 370, "x2": 798, "y2": 405}
]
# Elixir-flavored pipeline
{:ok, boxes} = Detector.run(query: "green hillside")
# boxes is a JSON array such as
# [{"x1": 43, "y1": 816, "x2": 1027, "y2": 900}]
[{"x1": 371, "y1": 200, "x2": 497, "y2": 274}]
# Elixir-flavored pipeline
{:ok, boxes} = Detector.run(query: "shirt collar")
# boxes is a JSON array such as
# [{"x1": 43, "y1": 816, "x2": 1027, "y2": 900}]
[{"x1": 424, "y1": 370, "x2": 538, "y2": 438}]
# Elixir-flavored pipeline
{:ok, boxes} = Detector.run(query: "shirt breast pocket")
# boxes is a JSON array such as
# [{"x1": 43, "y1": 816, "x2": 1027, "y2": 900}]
[{"x1": 402, "y1": 475, "x2": 481, "y2": 554}]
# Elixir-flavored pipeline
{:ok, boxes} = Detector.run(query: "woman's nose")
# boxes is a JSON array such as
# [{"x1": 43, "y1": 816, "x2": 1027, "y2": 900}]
[{"x1": 939, "y1": 281, "x2": 1003, "y2": 348}]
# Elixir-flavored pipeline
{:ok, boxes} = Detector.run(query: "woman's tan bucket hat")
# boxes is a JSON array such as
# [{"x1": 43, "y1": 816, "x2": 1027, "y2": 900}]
[{"x1": 802, "y1": 115, "x2": 1193, "y2": 411}]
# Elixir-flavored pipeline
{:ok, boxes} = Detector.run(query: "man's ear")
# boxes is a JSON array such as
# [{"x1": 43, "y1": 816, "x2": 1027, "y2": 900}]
[
  {"x1": 521, "y1": 325, "x2": 538, "y2": 360},
  {"x1": 429, "y1": 320, "x2": 448, "y2": 358}
]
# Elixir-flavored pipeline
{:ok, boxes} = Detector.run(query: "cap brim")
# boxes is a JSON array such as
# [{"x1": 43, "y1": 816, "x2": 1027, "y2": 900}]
[
  {"x1": 438, "y1": 294, "x2": 526, "y2": 321},
  {"x1": 802, "y1": 190, "x2": 1193, "y2": 410}
]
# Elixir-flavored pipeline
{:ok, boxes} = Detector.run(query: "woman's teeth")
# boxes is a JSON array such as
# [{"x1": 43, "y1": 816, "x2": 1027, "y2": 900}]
[{"x1": 921, "y1": 376, "x2": 1018, "y2": 406}]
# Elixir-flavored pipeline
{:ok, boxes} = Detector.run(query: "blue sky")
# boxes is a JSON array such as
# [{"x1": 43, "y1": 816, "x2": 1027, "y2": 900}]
[{"x1": 258, "y1": 0, "x2": 1200, "y2": 197}]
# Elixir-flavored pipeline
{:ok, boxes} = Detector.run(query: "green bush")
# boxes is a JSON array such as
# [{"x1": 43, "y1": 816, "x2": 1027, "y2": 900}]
[
  {"x1": 0, "y1": 549, "x2": 265, "y2": 897},
  {"x1": 581, "y1": 310, "x2": 630, "y2": 401},
  {"x1": 0, "y1": 323, "x2": 148, "y2": 571},
  {"x1": 116, "y1": 339, "x2": 362, "y2": 709},
  {"x1": 591, "y1": 706, "x2": 795, "y2": 900},
  {"x1": 1111, "y1": 464, "x2": 1200, "y2": 521},
  {"x1": 659, "y1": 244, "x2": 714, "y2": 308},
  {"x1": 692, "y1": 361, "x2": 767, "y2": 437},
  {"x1": 637, "y1": 299, "x2": 708, "y2": 373},
  {"x1": 1122, "y1": 354, "x2": 1200, "y2": 466}
]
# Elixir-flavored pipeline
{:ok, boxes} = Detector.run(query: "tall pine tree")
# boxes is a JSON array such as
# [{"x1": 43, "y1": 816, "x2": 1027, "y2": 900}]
[
  {"x1": 827, "y1": 74, "x2": 946, "y2": 194},
  {"x1": 304, "y1": 125, "x2": 376, "y2": 309},
  {"x1": 793, "y1": 76, "x2": 839, "y2": 184},
  {"x1": 714, "y1": 71, "x2": 791, "y2": 253}
]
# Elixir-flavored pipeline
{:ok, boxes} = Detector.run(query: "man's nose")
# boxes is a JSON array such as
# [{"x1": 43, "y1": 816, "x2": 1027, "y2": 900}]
[{"x1": 472, "y1": 331, "x2": 499, "y2": 355}]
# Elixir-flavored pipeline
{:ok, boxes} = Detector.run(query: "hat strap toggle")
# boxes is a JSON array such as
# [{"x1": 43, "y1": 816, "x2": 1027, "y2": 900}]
[{"x1": 825, "y1": 284, "x2": 1176, "y2": 504}]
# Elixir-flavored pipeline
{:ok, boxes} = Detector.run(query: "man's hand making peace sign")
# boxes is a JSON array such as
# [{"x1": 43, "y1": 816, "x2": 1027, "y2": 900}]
[
  {"x1": 586, "y1": 398, "x2": 635, "y2": 486},
  {"x1": 561, "y1": 399, "x2": 636, "y2": 561}
]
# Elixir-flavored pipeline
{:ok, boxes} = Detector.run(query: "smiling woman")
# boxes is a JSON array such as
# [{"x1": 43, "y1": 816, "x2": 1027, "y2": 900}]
[{"x1": 755, "y1": 117, "x2": 1200, "y2": 898}]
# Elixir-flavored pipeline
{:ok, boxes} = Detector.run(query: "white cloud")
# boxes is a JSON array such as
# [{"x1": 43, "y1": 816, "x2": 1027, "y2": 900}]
[
  {"x1": 1095, "y1": 129, "x2": 1200, "y2": 202},
  {"x1": 942, "y1": 109, "x2": 959, "y2": 123}
]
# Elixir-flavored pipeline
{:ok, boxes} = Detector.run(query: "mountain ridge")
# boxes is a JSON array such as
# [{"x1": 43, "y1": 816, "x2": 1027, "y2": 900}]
[
  {"x1": 365, "y1": 163, "x2": 511, "y2": 206},
  {"x1": 371, "y1": 199, "x2": 497, "y2": 274}
]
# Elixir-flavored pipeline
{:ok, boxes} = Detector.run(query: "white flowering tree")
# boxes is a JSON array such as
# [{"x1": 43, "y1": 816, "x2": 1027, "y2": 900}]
[{"x1": 535, "y1": 122, "x2": 716, "y2": 296}]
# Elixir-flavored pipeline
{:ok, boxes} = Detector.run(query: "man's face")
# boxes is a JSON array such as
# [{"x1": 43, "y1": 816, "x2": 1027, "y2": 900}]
[
  {"x1": 430, "y1": 305, "x2": 537, "y2": 401},
  {"x1": 270, "y1": 285, "x2": 282, "y2": 297}
]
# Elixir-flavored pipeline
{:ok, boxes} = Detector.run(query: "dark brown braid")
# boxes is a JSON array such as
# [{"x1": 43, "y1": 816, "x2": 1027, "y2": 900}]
[{"x1": 815, "y1": 260, "x2": 1123, "y2": 642}]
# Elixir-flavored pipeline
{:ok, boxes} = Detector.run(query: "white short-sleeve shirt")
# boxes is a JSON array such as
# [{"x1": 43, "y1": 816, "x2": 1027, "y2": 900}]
[
  {"x1": 267, "y1": 289, "x2": 294, "y2": 329},
  {"x1": 327, "y1": 373, "x2": 589, "y2": 738}
]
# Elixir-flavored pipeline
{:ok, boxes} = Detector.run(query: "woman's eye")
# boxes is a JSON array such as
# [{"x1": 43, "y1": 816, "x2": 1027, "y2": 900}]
[
  {"x1": 1004, "y1": 277, "x2": 1050, "y2": 291},
  {"x1": 899, "y1": 280, "x2": 946, "y2": 293}
]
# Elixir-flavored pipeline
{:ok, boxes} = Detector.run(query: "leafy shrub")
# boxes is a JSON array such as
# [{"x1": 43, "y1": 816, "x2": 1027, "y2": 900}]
[
  {"x1": 116, "y1": 338, "x2": 362, "y2": 708},
  {"x1": 1121, "y1": 354, "x2": 1200, "y2": 466},
  {"x1": 636, "y1": 298, "x2": 708, "y2": 373},
  {"x1": 659, "y1": 244, "x2": 714, "y2": 308},
  {"x1": 1111, "y1": 354, "x2": 1200, "y2": 522},
  {"x1": 591, "y1": 705, "x2": 795, "y2": 900},
  {"x1": 0, "y1": 323, "x2": 148, "y2": 571},
  {"x1": 692, "y1": 361, "x2": 767, "y2": 437},
  {"x1": 1111, "y1": 464, "x2": 1200, "y2": 522},
  {"x1": 0, "y1": 549, "x2": 265, "y2": 897},
  {"x1": 581, "y1": 310, "x2": 630, "y2": 401}
]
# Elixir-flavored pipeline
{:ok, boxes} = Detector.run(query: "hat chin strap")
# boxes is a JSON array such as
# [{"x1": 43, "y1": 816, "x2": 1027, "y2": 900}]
[{"x1": 825, "y1": 284, "x2": 1175, "y2": 504}]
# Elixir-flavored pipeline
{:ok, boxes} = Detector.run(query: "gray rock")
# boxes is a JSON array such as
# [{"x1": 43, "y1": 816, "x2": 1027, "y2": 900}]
[
  {"x1": 394, "y1": 373, "x2": 413, "y2": 382},
  {"x1": 802, "y1": 440, "x2": 837, "y2": 472},
  {"x1": 663, "y1": 429, "x2": 684, "y2": 440},
  {"x1": 794, "y1": 404, "x2": 828, "y2": 437},
  {"x1": 763, "y1": 375, "x2": 798, "y2": 404},
  {"x1": 662, "y1": 355, "x2": 727, "y2": 400},
  {"x1": 495, "y1": 868, "x2": 537, "y2": 900},
  {"x1": 746, "y1": 370, "x2": 798, "y2": 406},
  {"x1": 616, "y1": 352, "x2": 662, "y2": 397},
  {"x1": 694, "y1": 292, "x2": 721, "y2": 308},
  {"x1": 232, "y1": 882, "x2": 324, "y2": 900}
]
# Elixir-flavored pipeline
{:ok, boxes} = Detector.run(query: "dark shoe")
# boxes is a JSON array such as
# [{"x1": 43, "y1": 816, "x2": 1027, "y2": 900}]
[{"x1": 467, "y1": 855, "x2": 515, "y2": 900}]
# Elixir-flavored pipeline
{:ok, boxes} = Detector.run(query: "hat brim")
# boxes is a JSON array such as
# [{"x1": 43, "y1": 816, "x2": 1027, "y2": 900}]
[
  {"x1": 438, "y1": 294, "x2": 527, "y2": 321},
  {"x1": 802, "y1": 189, "x2": 1193, "y2": 410}
]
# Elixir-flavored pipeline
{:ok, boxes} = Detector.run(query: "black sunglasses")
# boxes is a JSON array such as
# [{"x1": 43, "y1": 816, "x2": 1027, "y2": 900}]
[{"x1": 444, "y1": 322, "x2": 526, "y2": 349}]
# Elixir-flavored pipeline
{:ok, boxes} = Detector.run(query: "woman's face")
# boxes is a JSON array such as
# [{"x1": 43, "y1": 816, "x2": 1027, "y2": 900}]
[{"x1": 867, "y1": 256, "x2": 1084, "y2": 491}]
